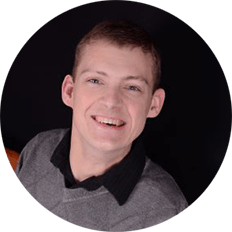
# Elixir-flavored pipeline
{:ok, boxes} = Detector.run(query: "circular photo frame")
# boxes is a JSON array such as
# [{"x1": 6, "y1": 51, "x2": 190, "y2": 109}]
[{"x1": 1, "y1": 1, "x2": 231, "y2": 231}]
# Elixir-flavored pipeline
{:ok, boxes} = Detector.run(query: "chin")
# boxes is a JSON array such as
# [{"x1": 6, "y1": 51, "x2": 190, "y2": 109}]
[{"x1": 92, "y1": 140, "x2": 127, "y2": 153}]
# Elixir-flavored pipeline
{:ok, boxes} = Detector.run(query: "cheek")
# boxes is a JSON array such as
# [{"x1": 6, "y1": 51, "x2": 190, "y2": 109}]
[
  {"x1": 128, "y1": 101, "x2": 149, "y2": 129},
  {"x1": 73, "y1": 87, "x2": 93, "y2": 108}
]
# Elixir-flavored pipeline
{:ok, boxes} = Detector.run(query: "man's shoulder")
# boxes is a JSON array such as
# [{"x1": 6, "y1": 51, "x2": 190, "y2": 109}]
[
  {"x1": 131, "y1": 158, "x2": 188, "y2": 212},
  {"x1": 31, "y1": 128, "x2": 69, "y2": 144},
  {"x1": 111, "y1": 158, "x2": 188, "y2": 228},
  {"x1": 16, "y1": 128, "x2": 69, "y2": 174},
  {"x1": 23, "y1": 128, "x2": 68, "y2": 152}
]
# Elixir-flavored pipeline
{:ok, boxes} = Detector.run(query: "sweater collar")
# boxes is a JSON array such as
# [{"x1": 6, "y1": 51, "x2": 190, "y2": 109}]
[{"x1": 51, "y1": 129, "x2": 146, "y2": 206}]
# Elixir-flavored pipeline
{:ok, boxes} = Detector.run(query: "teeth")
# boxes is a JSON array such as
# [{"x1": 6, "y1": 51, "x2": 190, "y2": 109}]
[{"x1": 94, "y1": 116, "x2": 125, "y2": 127}]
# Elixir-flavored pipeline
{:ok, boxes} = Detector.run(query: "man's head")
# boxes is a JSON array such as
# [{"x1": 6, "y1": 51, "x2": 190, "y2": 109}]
[
  {"x1": 62, "y1": 19, "x2": 165, "y2": 154},
  {"x1": 72, "y1": 19, "x2": 161, "y2": 93}
]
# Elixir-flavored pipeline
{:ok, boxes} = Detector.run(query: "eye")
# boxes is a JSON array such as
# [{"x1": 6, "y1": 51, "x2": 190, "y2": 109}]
[
  {"x1": 88, "y1": 78, "x2": 100, "y2": 84},
  {"x1": 127, "y1": 86, "x2": 141, "y2": 92}
]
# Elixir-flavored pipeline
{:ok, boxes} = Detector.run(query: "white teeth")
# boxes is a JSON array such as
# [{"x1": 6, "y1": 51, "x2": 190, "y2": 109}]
[{"x1": 94, "y1": 116, "x2": 124, "y2": 126}]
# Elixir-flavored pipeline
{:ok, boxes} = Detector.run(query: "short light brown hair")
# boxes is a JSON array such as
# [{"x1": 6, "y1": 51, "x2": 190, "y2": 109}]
[{"x1": 72, "y1": 19, "x2": 161, "y2": 92}]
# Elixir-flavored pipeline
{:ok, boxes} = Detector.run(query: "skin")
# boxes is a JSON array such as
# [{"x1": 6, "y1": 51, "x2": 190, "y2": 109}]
[{"x1": 62, "y1": 40, "x2": 165, "y2": 182}]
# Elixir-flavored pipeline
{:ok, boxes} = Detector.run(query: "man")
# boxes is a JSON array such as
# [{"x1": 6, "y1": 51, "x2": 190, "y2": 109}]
[{"x1": 16, "y1": 19, "x2": 187, "y2": 231}]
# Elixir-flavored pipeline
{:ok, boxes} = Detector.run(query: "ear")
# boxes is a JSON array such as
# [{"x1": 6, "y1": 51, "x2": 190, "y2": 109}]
[
  {"x1": 61, "y1": 75, "x2": 74, "y2": 108},
  {"x1": 147, "y1": 88, "x2": 165, "y2": 118}
]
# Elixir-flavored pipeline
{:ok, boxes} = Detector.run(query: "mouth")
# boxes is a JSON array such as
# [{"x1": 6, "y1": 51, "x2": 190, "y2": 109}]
[{"x1": 91, "y1": 115, "x2": 126, "y2": 128}]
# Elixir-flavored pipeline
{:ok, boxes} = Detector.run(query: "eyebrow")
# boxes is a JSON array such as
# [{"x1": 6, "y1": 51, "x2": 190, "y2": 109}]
[
  {"x1": 80, "y1": 69, "x2": 108, "y2": 76},
  {"x1": 123, "y1": 75, "x2": 149, "y2": 86},
  {"x1": 80, "y1": 69, "x2": 149, "y2": 86}
]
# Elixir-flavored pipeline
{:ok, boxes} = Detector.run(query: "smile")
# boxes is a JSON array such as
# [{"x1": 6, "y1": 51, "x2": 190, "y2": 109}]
[{"x1": 91, "y1": 115, "x2": 126, "y2": 127}]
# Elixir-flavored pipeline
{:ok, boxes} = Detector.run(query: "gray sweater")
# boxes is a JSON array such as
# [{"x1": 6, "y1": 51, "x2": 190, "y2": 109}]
[{"x1": 16, "y1": 129, "x2": 188, "y2": 231}]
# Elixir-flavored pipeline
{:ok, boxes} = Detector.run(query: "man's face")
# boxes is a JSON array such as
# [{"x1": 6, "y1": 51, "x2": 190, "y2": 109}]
[{"x1": 62, "y1": 40, "x2": 164, "y2": 153}]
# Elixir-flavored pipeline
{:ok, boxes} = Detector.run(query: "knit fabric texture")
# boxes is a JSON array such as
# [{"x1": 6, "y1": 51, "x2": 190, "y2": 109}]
[{"x1": 16, "y1": 129, "x2": 188, "y2": 231}]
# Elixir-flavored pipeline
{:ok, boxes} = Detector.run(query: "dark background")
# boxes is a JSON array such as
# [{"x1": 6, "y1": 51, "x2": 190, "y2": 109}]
[{"x1": 1, "y1": 1, "x2": 231, "y2": 205}]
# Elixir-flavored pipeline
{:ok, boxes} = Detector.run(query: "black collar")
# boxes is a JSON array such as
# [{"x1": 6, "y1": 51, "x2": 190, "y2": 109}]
[{"x1": 50, "y1": 129, "x2": 146, "y2": 206}]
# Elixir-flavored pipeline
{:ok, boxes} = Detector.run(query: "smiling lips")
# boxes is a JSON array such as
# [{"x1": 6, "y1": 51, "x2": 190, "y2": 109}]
[{"x1": 92, "y1": 115, "x2": 125, "y2": 127}]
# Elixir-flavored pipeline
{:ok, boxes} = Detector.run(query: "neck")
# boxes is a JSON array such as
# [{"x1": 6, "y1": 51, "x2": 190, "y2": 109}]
[{"x1": 69, "y1": 129, "x2": 131, "y2": 182}]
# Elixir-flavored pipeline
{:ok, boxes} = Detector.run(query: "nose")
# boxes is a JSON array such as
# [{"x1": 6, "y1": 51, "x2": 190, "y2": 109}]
[{"x1": 100, "y1": 87, "x2": 123, "y2": 110}]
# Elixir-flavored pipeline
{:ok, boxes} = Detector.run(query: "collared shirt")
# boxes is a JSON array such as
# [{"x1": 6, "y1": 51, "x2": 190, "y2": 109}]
[{"x1": 50, "y1": 129, "x2": 146, "y2": 206}]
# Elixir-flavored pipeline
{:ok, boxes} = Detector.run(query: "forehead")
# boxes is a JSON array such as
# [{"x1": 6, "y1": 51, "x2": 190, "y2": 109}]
[{"x1": 76, "y1": 40, "x2": 154, "y2": 83}]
